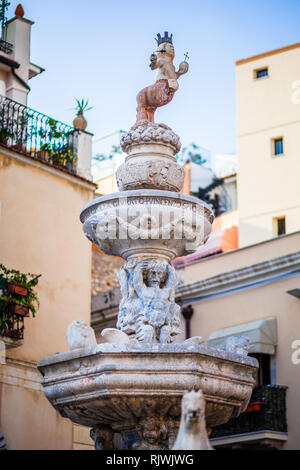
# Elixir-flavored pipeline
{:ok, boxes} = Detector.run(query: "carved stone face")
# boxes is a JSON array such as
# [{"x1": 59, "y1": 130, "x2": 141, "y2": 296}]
[
  {"x1": 146, "y1": 266, "x2": 166, "y2": 287},
  {"x1": 143, "y1": 428, "x2": 158, "y2": 445},
  {"x1": 157, "y1": 42, "x2": 175, "y2": 60},
  {"x1": 182, "y1": 391, "x2": 205, "y2": 427}
]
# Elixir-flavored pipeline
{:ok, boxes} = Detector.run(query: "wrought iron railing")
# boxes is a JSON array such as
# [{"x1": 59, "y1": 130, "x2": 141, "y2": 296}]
[
  {"x1": 211, "y1": 385, "x2": 288, "y2": 438},
  {"x1": 0, "y1": 275, "x2": 24, "y2": 340},
  {"x1": 0, "y1": 310, "x2": 24, "y2": 339},
  {"x1": 0, "y1": 38, "x2": 13, "y2": 54},
  {"x1": 0, "y1": 95, "x2": 78, "y2": 174}
]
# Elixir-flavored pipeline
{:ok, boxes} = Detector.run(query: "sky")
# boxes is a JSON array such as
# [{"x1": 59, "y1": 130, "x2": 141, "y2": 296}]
[{"x1": 5, "y1": 0, "x2": 300, "y2": 163}]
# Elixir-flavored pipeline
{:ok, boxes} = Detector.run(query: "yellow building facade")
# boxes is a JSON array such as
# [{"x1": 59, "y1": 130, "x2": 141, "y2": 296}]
[
  {"x1": 0, "y1": 146, "x2": 95, "y2": 449},
  {"x1": 237, "y1": 42, "x2": 300, "y2": 247}
]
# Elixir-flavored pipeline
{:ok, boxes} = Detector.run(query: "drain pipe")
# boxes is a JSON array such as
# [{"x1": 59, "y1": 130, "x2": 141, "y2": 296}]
[{"x1": 181, "y1": 305, "x2": 194, "y2": 340}]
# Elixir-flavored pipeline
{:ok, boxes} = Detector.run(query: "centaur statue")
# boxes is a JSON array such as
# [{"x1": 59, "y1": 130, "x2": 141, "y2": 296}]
[{"x1": 134, "y1": 32, "x2": 189, "y2": 127}]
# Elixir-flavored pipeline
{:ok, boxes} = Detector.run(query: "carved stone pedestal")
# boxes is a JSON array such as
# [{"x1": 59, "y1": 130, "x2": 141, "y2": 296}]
[{"x1": 38, "y1": 343, "x2": 258, "y2": 450}]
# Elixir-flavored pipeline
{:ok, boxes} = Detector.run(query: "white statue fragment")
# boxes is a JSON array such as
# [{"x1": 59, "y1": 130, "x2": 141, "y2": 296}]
[
  {"x1": 173, "y1": 390, "x2": 213, "y2": 450},
  {"x1": 101, "y1": 328, "x2": 130, "y2": 344},
  {"x1": 66, "y1": 320, "x2": 97, "y2": 351},
  {"x1": 224, "y1": 335, "x2": 250, "y2": 356},
  {"x1": 183, "y1": 336, "x2": 205, "y2": 345}
]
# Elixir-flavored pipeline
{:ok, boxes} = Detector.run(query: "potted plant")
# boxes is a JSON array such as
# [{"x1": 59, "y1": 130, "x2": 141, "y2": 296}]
[
  {"x1": 0, "y1": 126, "x2": 14, "y2": 145},
  {"x1": 8, "y1": 303, "x2": 29, "y2": 316},
  {"x1": 0, "y1": 264, "x2": 41, "y2": 318},
  {"x1": 72, "y1": 98, "x2": 93, "y2": 131},
  {"x1": 55, "y1": 146, "x2": 77, "y2": 171},
  {"x1": 0, "y1": 264, "x2": 29, "y2": 295}
]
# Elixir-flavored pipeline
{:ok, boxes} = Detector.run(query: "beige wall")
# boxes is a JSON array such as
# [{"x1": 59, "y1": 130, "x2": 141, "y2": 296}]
[
  {"x1": 96, "y1": 173, "x2": 118, "y2": 195},
  {"x1": 0, "y1": 148, "x2": 94, "y2": 449},
  {"x1": 236, "y1": 45, "x2": 300, "y2": 247},
  {"x1": 179, "y1": 231, "x2": 300, "y2": 285},
  {"x1": 0, "y1": 357, "x2": 72, "y2": 450},
  {"x1": 212, "y1": 209, "x2": 238, "y2": 231},
  {"x1": 178, "y1": 232, "x2": 300, "y2": 450}
]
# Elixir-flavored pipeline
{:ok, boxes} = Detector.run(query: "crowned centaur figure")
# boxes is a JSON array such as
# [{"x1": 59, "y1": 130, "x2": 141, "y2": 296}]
[{"x1": 135, "y1": 32, "x2": 189, "y2": 127}]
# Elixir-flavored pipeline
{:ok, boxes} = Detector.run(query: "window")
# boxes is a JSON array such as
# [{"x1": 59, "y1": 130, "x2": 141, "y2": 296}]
[
  {"x1": 255, "y1": 67, "x2": 268, "y2": 79},
  {"x1": 273, "y1": 216, "x2": 286, "y2": 236},
  {"x1": 273, "y1": 137, "x2": 283, "y2": 155},
  {"x1": 277, "y1": 217, "x2": 286, "y2": 236},
  {"x1": 271, "y1": 137, "x2": 284, "y2": 157},
  {"x1": 249, "y1": 353, "x2": 271, "y2": 386}
]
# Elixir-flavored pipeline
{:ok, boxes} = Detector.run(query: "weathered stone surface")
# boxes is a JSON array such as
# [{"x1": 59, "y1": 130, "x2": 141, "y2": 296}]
[
  {"x1": 90, "y1": 426, "x2": 114, "y2": 450},
  {"x1": 66, "y1": 320, "x2": 97, "y2": 351},
  {"x1": 183, "y1": 336, "x2": 205, "y2": 345},
  {"x1": 223, "y1": 335, "x2": 250, "y2": 357},
  {"x1": 116, "y1": 154, "x2": 184, "y2": 192},
  {"x1": 118, "y1": 124, "x2": 184, "y2": 192},
  {"x1": 117, "y1": 258, "x2": 181, "y2": 343},
  {"x1": 101, "y1": 328, "x2": 130, "y2": 344},
  {"x1": 132, "y1": 416, "x2": 169, "y2": 450},
  {"x1": 120, "y1": 123, "x2": 181, "y2": 154},
  {"x1": 37, "y1": 343, "x2": 258, "y2": 442},
  {"x1": 80, "y1": 190, "x2": 214, "y2": 262},
  {"x1": 173, "y1": 390, "x2": 213, "y2": 450}
]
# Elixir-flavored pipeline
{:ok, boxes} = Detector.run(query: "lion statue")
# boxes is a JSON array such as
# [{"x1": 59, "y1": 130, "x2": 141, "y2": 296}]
[
  {"x1": 173, "y1": 390, "x2": 213, "y2": 450},
  {"x1": 66, "y1": 320, "x2": 97, "y2": 351}
]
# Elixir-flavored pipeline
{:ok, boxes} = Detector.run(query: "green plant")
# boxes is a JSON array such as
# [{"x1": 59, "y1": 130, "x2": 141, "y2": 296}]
[
  {"x1": 176, "y1": 143, "x2": 207, "y2": 166},
  {"x1": 74, "y1": 98, "x2": 93, "y2": 115},
  {"x1": 0, "y1": 264, "x2": 41, "y2": 317},
  {"x1": 34, "y1": 119, "x2": 77, "y2": 167},
  {"x1": 0, "y1": 126, "x2": 14, "y2": 143},
  {"x1": 93, "y1": 144, "x2": 122, "y2": 163},
  {"x1": 38, "y1": 118, "x2": 63, "y2": 141},
  {"x1": 0, "y1": 1, "x2": 10, "y2": 38},
  {"x1": 0, "y1": 317, "x2": 9, "y2": 333}
]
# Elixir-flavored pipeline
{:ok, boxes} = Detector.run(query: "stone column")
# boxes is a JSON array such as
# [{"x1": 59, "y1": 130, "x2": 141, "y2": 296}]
[{"x1": 76, "y1": 130, "x2": 93, "y2": 180}]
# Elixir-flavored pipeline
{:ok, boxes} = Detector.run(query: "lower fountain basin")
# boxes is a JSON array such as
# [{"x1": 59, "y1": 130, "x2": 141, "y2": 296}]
[
  {"x1": 80, "y1": 190, "x2": 214, "y2": 262},
  {"x1": 37, "y1": 343, "x2": 258, "y2": 432}
]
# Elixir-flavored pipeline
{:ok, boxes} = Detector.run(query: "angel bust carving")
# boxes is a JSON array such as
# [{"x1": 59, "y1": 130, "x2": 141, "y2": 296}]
[
  {"x1": 135, "y1": 32, "x2": 189, "y2": 127},
  {"x1": 117, "y1": 258, "x2": 181, "y2": 343}
]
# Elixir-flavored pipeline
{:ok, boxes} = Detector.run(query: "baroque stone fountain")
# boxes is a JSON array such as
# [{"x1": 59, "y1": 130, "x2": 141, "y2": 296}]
[{"x1": 38, "y1": 32, "x2": 258, "y2": 450}]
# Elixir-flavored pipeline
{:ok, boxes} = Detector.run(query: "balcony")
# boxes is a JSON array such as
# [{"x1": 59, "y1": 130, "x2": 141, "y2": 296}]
[
  {"x1": 0, "y1": 265, "x2": 41, "y2": 348},
  {"x1": 0, "y1": 95, "x2": 78, "y2": 175},
  {"x1": 0, "y1": 39, "x2": 13, "y2": 54},
  {"x1": 210, "y1": 385, "x2": 288, "y2": 449}
]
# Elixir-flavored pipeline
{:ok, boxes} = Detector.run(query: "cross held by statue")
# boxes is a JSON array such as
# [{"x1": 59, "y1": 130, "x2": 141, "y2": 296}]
[{"x1": 184, "y1": 52, "x2": 189, "y2": 62}]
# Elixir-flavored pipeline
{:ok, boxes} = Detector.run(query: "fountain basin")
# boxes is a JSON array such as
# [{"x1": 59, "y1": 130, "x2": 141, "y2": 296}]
[
  {"x1": 80, "y1": 190, "x2": 214, "y2": 262},
  {"x1": 37, "y1": 343, "x2": 258, "y2": 433}
]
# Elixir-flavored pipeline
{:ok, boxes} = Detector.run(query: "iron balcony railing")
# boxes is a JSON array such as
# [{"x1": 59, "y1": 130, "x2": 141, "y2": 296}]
[
  {"x1": 0, "y1": 94, "x2": 78, "y2": 174},
  {"x1": 211, "y1": 385, "x2": 288, "y2": 439},
  {"x1": 0, "y1": 38, "x2": 13, "y2": 54},
  {"x1": 0, "y1": 276, "x2": 24, "y2": 340}
]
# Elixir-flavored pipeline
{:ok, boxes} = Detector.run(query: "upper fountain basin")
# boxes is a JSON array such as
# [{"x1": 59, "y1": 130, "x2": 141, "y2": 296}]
[{"x1": 80, "y1": 190, "x2": 214, "y2": 262}]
